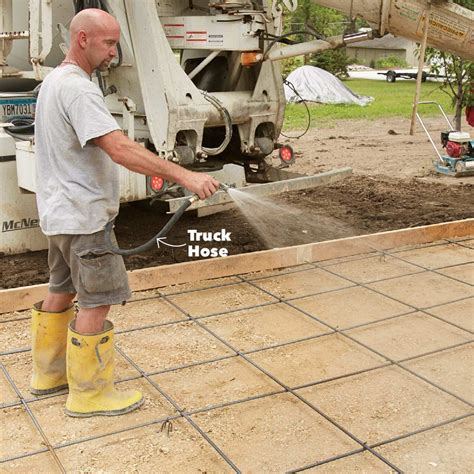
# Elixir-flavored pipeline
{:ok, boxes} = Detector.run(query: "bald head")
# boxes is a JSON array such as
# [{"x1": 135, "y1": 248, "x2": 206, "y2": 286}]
[
  {"x1": 70, "y1": 8, "x2": 119, "y2": 38},
  {"x1": 66, "y1": 8, "x2": 120, "y2": 74}
]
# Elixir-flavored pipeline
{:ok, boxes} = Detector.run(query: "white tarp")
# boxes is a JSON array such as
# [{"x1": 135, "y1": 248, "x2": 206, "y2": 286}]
[{"x1": 284, "y1": 65, "x2": 373, "y2": 106}]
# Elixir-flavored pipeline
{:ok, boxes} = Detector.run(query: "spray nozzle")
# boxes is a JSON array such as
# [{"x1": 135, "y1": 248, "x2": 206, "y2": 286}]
[{"x1": 219, "y1": 182, "x2": 232, "y2": 192}]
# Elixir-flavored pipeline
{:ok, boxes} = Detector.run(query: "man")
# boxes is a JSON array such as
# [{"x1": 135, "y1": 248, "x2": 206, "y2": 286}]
[{"x1": 31, "y1": 8, "x2": 219, "y2": 417}]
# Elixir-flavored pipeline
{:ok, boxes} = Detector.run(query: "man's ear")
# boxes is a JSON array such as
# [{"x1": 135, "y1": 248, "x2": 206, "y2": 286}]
[{"x1": 77, "y1": 30, "x2": 88, "y2": 48}]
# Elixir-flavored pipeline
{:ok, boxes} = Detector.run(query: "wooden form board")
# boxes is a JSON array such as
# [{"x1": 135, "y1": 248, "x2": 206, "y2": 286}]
[{"x1": 1, "y1": 219, "x2": 472, "y2": 314}]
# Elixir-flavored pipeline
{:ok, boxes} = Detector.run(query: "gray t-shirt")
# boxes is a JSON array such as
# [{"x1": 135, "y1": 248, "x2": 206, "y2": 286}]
[{"x1": 35, "y1": 64, "x2": 120, "y2": 235}]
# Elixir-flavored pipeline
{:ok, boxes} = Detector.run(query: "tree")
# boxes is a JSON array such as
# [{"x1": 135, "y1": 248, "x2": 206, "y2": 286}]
[
  {"x1": 283, "y1": 1, "x2": 351, "y2": 76},
  {"x1": 309, "y1": 49, "x2": 351, "y2": 78},
  {"x1": 285, "y1": 0, "x2": 347, "y2": 39},
  {"x1": 425, "y1": 50, "x2": 473, "y2": 130},
  {"x1": 423, "y1": 0, "x2": 473, "y2": 130}
]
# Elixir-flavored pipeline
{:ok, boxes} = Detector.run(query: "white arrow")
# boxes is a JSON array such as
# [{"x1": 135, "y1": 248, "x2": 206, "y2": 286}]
[{"x1": 156, "y1": 237, "x2": 187, "y2": 249}]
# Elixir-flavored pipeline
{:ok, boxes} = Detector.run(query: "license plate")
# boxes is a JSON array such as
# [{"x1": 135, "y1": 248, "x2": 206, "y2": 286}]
[{"x1": 0, "y1": 97, "x2": 36, "y2": 123}]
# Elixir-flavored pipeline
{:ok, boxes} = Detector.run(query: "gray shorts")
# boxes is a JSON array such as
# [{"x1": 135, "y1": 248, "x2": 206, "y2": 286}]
[{"x1": 47, "y1": 230, "x2": 131, "y2": 308}]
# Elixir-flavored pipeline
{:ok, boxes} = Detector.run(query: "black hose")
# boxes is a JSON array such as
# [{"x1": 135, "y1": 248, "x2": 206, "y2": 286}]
[
  {"x1": 4, "y1": 117, "x2": 35, "y2": 139},
  {"x1": 280, "y1": 79, "x2": 311, "y2": 139},
  {"x1": 104, "y1": 195, "x2": 197, "y2": 256},
  {"x1": 5, "y1": 117, "x2": 34, "y2": 134}
]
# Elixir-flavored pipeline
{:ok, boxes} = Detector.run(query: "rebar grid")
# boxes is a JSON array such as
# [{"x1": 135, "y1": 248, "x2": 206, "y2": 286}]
[
  {"x1": 289, "y1": 413, "x2": 474, "y2": 472},
  {"x1": 0, "y1": 364, "x2": 67, "y2": 473},
  {"x1": 445, "y1": 237, "x2": 473, "y2": 248},
  {"x1": 2, "y1": 330, "x2": 471, "y2": 414},
  {"x1": 240, "y1": 256, "x2": 473, "y2": 407},
  {"x1": 1, "y1": 287, "x2": 470, "y2": 365},
  {"x1": 1, "y1": 238, "x2": 472, "y2": 472},
  {"x1": 372, "y1": 241, "x2": 473, "y2": 288},
  {"x1": 151, "y1": 290, "x2": 404, "y2": 473}
]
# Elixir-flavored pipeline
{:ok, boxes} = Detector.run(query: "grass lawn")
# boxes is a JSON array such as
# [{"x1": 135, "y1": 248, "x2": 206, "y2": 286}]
[{"x1": 283, "y1": 79, "x2": 454, "y2": 131}]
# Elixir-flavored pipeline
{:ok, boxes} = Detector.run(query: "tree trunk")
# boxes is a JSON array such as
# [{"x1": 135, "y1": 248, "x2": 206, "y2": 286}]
[{"x1": 454, "y1": 81, "x2": 464, "y2": 130}]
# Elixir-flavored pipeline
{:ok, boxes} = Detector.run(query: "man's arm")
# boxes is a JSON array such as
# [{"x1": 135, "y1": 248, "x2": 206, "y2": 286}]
[{"x1": 93, "y1": 130, "x2": 219, "y2": 199}]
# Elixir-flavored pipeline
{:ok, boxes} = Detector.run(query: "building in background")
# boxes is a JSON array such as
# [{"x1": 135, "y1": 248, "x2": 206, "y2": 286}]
[{"x1": 346, "y1": 34, "x2": 418, "y2": 68}]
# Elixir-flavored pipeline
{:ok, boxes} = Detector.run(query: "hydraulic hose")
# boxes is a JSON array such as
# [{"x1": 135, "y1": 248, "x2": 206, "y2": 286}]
[
  {"x1": 104, "y1": 195, "x2": 199, "y2": 256},
  {"x1": 200, "y1": 91, "x2": 232, "y2": 156}
]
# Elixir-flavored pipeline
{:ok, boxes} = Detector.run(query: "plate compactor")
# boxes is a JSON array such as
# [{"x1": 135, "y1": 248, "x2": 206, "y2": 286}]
[
  {"x1": 417, "y1": 101, "x2": 474, "y2": 178},
  {"x1": 438, "y1": 131, "x2": 474, "y2": 177}
]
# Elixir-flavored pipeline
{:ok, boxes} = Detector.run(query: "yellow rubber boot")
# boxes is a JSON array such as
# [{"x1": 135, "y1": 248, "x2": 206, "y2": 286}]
[
  {"x1": 30, "y1": 302, "x2": 75, "y2": 395},
  {"x1": 65, "y1": 319, "x2": 143, "y2": 417}
]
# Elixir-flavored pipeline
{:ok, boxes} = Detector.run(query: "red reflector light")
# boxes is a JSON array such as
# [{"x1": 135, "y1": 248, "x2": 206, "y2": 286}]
[
  {"x1": 150, "y1": 176, "x2": 165, "y2": 192},
  {"x1": 279, "y1": 145, "x2": 295, "y2": 164}
]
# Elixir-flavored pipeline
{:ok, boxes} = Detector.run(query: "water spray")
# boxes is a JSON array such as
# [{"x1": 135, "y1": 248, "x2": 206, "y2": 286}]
[{"x1": 104, "y1": 183, "x2": 231, "y2": 256}]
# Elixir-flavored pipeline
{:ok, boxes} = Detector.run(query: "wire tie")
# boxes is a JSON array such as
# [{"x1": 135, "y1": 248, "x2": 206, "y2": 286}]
[{"x1": 160, "y1": 419, "x2": 173, "y2": 436}]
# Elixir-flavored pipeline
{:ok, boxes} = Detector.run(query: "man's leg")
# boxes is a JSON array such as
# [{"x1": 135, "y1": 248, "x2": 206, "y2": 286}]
[
  {"x1": 66, "y1": 304, "x2": 144, "y2": 417},
  {"x1": 42, "y1": 292, "x2": 76, "y2": 312},
  {"x1": 30, "y1": 238, "x2": 77, "y2": 395},
  {"x1": 65, "y1": 229, "x2": 143, "y2": 417},
  {"x1": 75, "y1": 305, "x2": 110, "y2": 334}
]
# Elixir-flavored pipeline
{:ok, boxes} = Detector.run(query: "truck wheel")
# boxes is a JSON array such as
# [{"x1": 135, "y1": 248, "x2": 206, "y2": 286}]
[{"x1": 386, "y1": 70, "x2": 397, "y2": 83}]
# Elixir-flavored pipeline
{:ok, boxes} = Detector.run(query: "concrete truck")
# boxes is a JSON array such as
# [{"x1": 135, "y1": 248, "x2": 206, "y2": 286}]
[{"x1": 1, "y1": 0, "x2": 473, "y2": 255}]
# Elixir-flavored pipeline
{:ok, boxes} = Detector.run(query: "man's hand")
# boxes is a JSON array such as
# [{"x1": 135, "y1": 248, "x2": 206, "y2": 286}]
[{"x1": 182, "y1": 171, "x2": 220, "y2": 200}]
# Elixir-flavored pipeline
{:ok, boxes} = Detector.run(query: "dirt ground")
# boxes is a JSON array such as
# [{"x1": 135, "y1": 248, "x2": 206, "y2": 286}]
[{"x1": 0, "y1": 116, "x2": 473, "y2": 289}]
